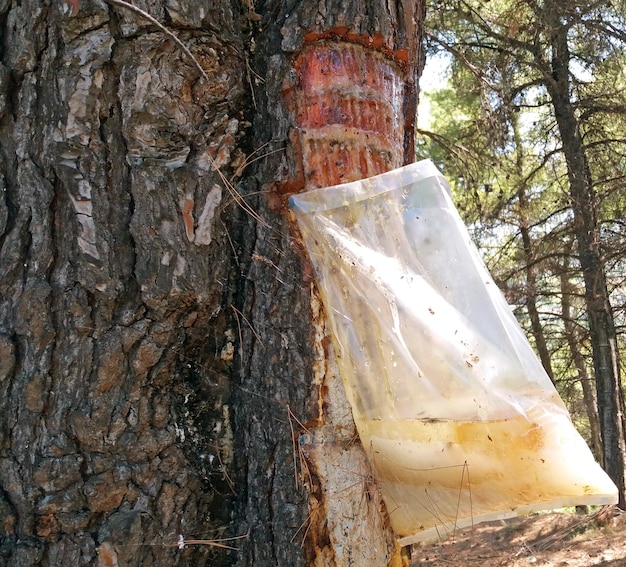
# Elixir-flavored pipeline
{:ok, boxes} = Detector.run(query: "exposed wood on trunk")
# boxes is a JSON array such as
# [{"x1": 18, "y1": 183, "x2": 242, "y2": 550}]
[{"x1": 236, "y1": 1, "x2": 425, "y2": 565}]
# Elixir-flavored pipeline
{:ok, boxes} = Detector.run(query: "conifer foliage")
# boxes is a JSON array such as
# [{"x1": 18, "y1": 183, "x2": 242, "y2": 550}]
[{"x1": 420, "y1": 0, "x2": 626, "y2": 507}]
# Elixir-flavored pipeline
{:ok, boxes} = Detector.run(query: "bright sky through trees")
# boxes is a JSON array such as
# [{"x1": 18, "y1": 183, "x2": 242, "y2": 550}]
[{"x1": 418, "y1": 54, "x2": 450, "y2": 129}]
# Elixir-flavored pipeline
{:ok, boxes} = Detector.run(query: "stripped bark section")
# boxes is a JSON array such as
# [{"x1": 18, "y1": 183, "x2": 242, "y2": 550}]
[
  {"x1": 285, "y1": 34, "x2": 418, "y2": 567},
  {"x1": 294, "y1": 42, "x2": 406, "y2": 189},
  {"x1": 238, "y1": 1, "x2": 425, "y2": 563}
]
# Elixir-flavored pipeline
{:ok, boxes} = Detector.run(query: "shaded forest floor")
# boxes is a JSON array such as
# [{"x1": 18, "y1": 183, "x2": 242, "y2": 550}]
[{"x1": 411, "y1": 507, "x2": 626, "y2": 566}]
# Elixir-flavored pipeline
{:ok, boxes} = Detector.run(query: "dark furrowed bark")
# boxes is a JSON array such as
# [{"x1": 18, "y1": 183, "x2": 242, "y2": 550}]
[
  {"x1": 0, "y1": 1, "x2": 425, "y2": 565},
  {"x1": 230, "y1": 1, "x2": 424, "y2": 565},
  {"x1": 0, "y1": 1, "x2": 246, "y2": 565}
]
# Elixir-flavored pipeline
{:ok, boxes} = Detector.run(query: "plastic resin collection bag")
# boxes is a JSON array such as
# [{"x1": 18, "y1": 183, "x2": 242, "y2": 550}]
[{"x1": 290, "y1": 159, "x2": 617, "y2": 544}]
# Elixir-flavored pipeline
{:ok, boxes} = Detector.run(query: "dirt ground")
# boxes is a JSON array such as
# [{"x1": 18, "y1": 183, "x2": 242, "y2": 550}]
[{"x1": 411, "y1": 507, "x2": 626, "y2": 566}]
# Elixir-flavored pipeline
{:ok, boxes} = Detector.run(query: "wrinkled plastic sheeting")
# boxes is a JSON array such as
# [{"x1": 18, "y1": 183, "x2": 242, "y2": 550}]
[{"x1": 290, "y1": 159, "x2": 617, "y2": 544}]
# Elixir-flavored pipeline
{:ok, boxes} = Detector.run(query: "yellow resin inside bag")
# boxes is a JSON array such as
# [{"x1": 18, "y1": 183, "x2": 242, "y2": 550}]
[
  {"x1": 291, "y1": 160, "x2": 618, "y2": 543},
  {"x1": 357, "y1": 412, "x2": 617, "y2": 543}
]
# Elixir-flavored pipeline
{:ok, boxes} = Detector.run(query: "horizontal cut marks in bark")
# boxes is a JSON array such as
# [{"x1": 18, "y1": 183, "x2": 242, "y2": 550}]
[{"x1": 294, "y1": 42, "x2": 406, "y2": 189}]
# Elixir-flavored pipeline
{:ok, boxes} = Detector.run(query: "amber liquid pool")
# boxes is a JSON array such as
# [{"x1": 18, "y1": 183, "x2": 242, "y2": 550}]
[{"x1": 357, "y1": 413, "x2": 617, "y2": 543}]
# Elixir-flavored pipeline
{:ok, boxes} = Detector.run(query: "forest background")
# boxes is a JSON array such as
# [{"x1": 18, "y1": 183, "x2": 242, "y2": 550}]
[{"x1": 418, "y1": 0, "x2": 626, "y2": 508}]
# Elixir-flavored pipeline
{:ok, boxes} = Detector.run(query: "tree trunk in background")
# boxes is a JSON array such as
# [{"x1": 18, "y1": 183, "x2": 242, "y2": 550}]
[
  {"x1": 0, "y1": 1, "x2": 424, "y2": 566},
  {"x1": 512, "y1": 115, "x2": 554, "y2": 382},
  {"x1": 520, "y1": 220, "x2": 555, "y2": 382},
  {"x1": 560, "y1": 260, "x2": 603, "y2": 462},
  {"x1": 542, "y1": 2, "x2": 626, "y2": 508}
]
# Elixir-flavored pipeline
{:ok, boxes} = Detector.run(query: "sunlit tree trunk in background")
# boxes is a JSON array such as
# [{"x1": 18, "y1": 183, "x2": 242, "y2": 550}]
[
  {"x1": 421, "y1": 0, "x2": 626, "y2": 508},
  {"x1": 512, "y1": 115, "x2": 555, "y2": 381},
  {"x1": 0, "y1": 1, "x2": 425, "y2": 565},
  {"x1": 519, "y1": 206, "x2": 555, "y2": 380},
  {"x1": 560, "y1": 259, "x2": 603, "y2": 462},
  {"x1": 541, "y1": 0, "x2": 626, "y2": 507}
]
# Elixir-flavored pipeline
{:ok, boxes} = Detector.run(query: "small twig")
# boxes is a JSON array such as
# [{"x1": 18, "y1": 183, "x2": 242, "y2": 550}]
[
  {"x1": 212, "y1": 443, "x2": 237, "y2": 495},
  {"x1": 287, "y1": 406, "x2": 300, "y2": 488},
  {"x1": 103, "y1": 0, "x2": 209, "y2": 82},
  {"x1": 231, "y1": 305, "x2": 264, "y2": 346},
  {"x1": 453, "y1": 461, "x2": 473, "y2": 539},
  {"x1": 165, "y1": 533, "x2": 248, "y2": 551},
  {"x1": 220, "y1": 217, "x2": 240, "y2": 267},
  {"x1": 231, "y1": 142, "x2": 283, "y2": 180},
  {"x1": 243, "y1": 53, "x2": 265, "y2": 110},
  {"x1": 290, "y1": 504, "x2": 320, "y2": 546},
  {"x1": 245, "y1": 52, "x2": 258, "y2": 109},
  {"x1": 208, "y1": 151, "x2": 270, "y2": 228},
  {"x1": 286, "y1": 406, "x2": 314, "y2": 491}
]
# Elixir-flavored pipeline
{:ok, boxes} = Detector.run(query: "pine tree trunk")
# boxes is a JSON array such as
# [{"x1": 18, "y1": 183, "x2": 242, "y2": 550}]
[
  {"x1": 542, "y1": 4, "x2": 626, "y2": 508},
  {"x1": 1, "y1": 1, "x2": 249, "y2": 565},
  {"x1": 516, "y1": 184, "x2": 554, "y2": 381},
  {"x1": 560, "y1": 261, "x2": 603, "y2": 462},
  {"x1": 510, "y1": 112, "x2": 554, "y2": 381},
  {"x1": 235, "y1": 2, "x2": 424, "y2": 564},
  {"x1": 0, "y1": 1, "x2": 425, "y2": 565}
]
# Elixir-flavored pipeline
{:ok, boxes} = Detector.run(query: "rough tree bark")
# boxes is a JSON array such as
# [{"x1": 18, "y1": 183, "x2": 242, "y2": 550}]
[
  {"x1": 233, "y1": 2, "x2": 424, "y2": 565},
  {"x1": 1, "y1": 1, "x2": 248, "y2": 565},
  {"x1": 0, "y1": 1, "x2": 424, "y2": 566}
]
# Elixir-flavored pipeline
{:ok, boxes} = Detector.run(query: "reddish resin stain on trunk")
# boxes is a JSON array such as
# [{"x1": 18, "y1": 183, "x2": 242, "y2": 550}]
[
  {"x1": 302, "y1": 28, "x2": 410, "y2": 67},
  {"x1": 182, "y1": 198, "x2": 195, "y2": 241},
  {"x1": 273, "y1": 38, "x2": 411, "y2": 204},
  {"x1": 294, "y1": 41, "x2": 406, "y2": 189}
]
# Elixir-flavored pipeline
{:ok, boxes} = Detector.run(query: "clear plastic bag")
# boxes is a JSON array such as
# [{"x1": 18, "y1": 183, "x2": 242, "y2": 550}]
[{"x1": 290, "y1": 159, "x2": 617, "y2": 544}]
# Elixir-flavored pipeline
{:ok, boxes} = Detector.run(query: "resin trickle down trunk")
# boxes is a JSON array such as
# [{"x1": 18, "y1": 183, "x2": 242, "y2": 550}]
[
  {"x1": 225, "y1": 1, "x2": 425, "y2": 564},
  {"x1": 274, "y1": 31, "x2": 420, "y2": 566}
]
